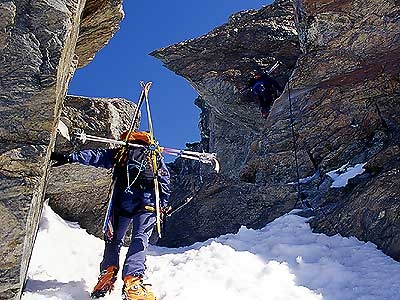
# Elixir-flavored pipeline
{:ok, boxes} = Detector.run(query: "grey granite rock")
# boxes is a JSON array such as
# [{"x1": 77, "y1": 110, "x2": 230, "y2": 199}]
[{"x1": 0, "y1": 0, "x2": 123, "y2": 298}]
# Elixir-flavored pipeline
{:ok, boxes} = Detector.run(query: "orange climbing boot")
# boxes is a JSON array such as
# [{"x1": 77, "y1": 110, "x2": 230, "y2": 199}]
[
  {"x1": 122, "y1": 276, "x2": 156, "y2": 300},
  {"x1": 90, "y1": 265, "x2": 119, "y2": 298}
]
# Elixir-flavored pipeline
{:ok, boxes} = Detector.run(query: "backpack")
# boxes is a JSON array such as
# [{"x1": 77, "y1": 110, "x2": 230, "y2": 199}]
[{"x1": 116, "y1": 131, "x2": 161, "y2": 190}]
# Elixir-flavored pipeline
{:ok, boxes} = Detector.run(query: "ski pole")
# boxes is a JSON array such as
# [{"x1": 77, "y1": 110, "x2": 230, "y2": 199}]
[
  {"x1": 166, "y1": 196, "x2": 194, "y2": 217},
  {"x1": 76, "y1": 132, "x2": 146, "y2": 149},
  {"x1": 267, "y1": 61, "x2": 281, "y2": 75},
  {"x1": 161, "y1": 148, "x2": 220, "y2": 172},
  {"x1": 74, "y1": 131, "x2": 220, "y2": 172}
]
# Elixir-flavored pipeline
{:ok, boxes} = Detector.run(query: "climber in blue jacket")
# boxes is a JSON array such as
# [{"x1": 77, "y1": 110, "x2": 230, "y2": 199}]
[
  {"x1": 240, "y1": 71, "x2": 283, "y2": 118},
  {"x1": 51, "y1": 130, "x2": 170, "y2": 300}
]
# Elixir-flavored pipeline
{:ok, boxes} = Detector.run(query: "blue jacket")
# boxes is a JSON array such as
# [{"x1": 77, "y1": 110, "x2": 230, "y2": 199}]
[
  {"x1": 250, "y1": 74, "x2": 282, "y2": 97},
  {"x1": 69, "y1": 147, "x2": 171, "y2": 216}
]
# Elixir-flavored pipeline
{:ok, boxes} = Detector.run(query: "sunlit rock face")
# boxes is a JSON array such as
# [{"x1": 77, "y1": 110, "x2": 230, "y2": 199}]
[
  {"x1": 291, "y1": 0, "x2": 400, "y2": 260},
  {"x1": 152, "y1": 0, "x2": 400, "y2": 262},
  {"x1": 75, "y1": 0, "x2": 124, "y2": 68},
  {"x1": 0, "y1": 0, "x2": 123, "y2": 298}
]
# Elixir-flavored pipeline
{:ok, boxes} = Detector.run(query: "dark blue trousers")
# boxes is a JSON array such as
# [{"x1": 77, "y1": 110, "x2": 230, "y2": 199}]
[{"x1": 100, "y1": 211, "x2": 156, "y2": 278}]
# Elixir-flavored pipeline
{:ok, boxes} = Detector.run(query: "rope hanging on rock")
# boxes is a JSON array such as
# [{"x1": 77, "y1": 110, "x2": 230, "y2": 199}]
[{"x1": 287, "y1": 79, "x2": 312, "y2": 210}]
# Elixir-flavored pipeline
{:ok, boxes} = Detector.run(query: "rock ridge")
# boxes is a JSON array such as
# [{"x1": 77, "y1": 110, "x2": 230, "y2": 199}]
[
  {"x1": 0, "y1": 0, "x2": 123, "y2": 298},
  {"x1": 152, "y1": 0, "x2": 400, "y2": 263}
]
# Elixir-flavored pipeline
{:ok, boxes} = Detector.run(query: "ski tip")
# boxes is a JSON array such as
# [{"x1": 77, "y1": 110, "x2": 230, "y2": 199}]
[
  {"x1": 145, "y1": 81, "x2": 153, "y2": 90},
  {"x1": 139, "y1": 81, "x2": 153, "y2": 90}
]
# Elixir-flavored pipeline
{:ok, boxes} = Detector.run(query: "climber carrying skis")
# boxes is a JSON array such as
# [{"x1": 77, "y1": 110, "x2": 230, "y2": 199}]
[
  {"x1": 240, "y1": 63, "x2": 283, "y2": 118},
  {"x1": 51, "y1": 130, "x2": 170, "y2": 300}
]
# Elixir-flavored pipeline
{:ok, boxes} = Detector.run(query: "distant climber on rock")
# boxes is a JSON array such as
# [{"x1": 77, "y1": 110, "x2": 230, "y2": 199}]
[{"x1": 240, "y1": 69, "x2": 283, "y2": 118}]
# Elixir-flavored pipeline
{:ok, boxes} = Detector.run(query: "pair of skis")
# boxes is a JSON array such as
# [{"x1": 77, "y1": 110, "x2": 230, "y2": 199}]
[{"x1": 103, "y1": 81, "x2": 153, "y2": 240}]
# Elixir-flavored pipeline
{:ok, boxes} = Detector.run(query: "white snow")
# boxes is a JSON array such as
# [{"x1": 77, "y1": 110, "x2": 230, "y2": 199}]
[
  {"x1": 327, "y1": 163, "x2": 366, "y2": 188},
  {"x1": 22, "y1": 204, "x2": 400, "y2": 300}
]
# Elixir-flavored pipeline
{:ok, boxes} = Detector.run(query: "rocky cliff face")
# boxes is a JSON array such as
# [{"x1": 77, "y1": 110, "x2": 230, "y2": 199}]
[
  {"x1": 291, "y1": 0, "x2": 400, "y2": 260},
  {"x1": 0, "y1": 0, "x2": 123, "y2": 298},
  {"x1": 152, "y1": 0, "x2": 303, "y2": 247},
  {"x1": 152, "y1": 0, "x2": 400, "y2": 262},
  {"x1": 47, "y1": 95, "x2": 137, "y2": 239},
  {"x1": 1, "y1": 0, "x2": 398, "y2": 298},
  {"x1": 75, "y1": 0, "x2": 123, "y2": 68}
]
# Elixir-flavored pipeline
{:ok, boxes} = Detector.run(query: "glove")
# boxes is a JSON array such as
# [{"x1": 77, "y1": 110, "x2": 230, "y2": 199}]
[{"x1": 50, "y1": 152, "x2": 70, "y2": 167}]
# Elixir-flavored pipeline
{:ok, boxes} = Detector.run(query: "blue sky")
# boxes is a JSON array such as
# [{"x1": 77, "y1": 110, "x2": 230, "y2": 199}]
[{"x1": 69, "y1": 1, "x2": 270, "y2": 153}]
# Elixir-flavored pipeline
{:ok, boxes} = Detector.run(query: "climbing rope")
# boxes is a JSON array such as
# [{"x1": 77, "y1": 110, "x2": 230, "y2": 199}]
[
  {"x1": 287, "y1": 79, "x2": 338, "y2": 232},
  {"x1": 287, "y1": 79, "x2": 309, "y2": 209}
]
